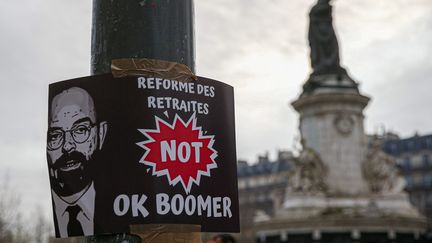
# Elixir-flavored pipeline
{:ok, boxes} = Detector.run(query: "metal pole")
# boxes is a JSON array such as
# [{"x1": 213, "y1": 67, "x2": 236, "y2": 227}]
[
  {"x1": 91, "y1": 0, "x2": 195, "y2": 75},
  {"x1": 88, "y1": 0, "x2": 195, "y2": 242}
]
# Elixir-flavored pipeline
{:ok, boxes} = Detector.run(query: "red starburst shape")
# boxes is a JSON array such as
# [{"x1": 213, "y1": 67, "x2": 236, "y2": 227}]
[{"x1": 137, "y1": 114, "x2": 218, "y2": 193}]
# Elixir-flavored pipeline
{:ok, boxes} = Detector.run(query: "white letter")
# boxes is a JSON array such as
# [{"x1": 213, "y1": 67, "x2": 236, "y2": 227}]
[
  {"x1": 172, "y1": 98, "x2": 180, "y2": 110},
  {"x1": 171, "y1": 194, "x2": 184, "y2": 215},
  {"x1": 197, "y1": 84, "x2": 203, "y2": 94},
  {"x1": 147, "y1": 77, "x2": 155, "y2": 89},
  {"x1": 223, "y1": 197, "x2": 232, "y2": 218},
  {"x1": 156, "y1": 78, "x2": 163, "y2": 90},
  {"x1": 164, "y1": 97, "x2": 172, "y2": 108},
  {"x1": 209, "y1": 86, "x2": 215, "y2": 97},
  {"x1": 185, "y1": 195, "x2": 196, "y2": 216},
  {"x1": 171, "y1": 80, "x2": 179, "y2": 91},
  {"x1": 203, "y1": 104, "x2": 209, "y2": 115},
  {"x1": 147, "y1": 96, "x2": 156, "y2": 108},
  {"x1": 132, "y1": 194, "x2": 149, "y2": 217},
  {"x1": 156, "y1": 97, "x2": 164, "y2": 108},
  {"x1": 197, "y1": 195, "x2": 212, "y2": 217},
  {"x1": 179, "y1": 82, "x2": 188, "y2": 92},
  {"x1": 204, "y1": 86, "x2": 210, "y2": 96},
  {"x1": 178, "y1": 142, "x2": 191, "y2": 163},
  {"x1": 161, "y1": 140, "x2": 176, "y2": 162},
  {"x1": 188, "y1": 82, "x2": 195, "y2": 93},
  {"x1": 156, "y1": 193, "x2": 170, "y2": 215},
  {"x1": 213, "y1": 197, "x2": 222, "y2": 217},
  {"x1": 138, "y1": 77, "x2": 146, "y2": 88},
  {"x1": 163, "y1": 79, "x2": 171, "y2": 89},
  {"x1": 191, "y1": 142, "x2": 202, "y2": 163},
  {"x1": 113, "y1": 194, "x2": 130, "y2": 216}
]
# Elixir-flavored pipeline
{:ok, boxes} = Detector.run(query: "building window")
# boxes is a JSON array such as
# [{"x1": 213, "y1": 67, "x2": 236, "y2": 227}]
[
  {"x1": 249, "y1": 178, "x2": 256, "y2": 187},
  {"x1": 424, "y1": 174, "x2": 432, "y2": 187},
  {"x1": 423, "y1": 154, "x2": 430, "y2": 168},
  {"x1": 259, "y1": 177, "x2": 267, "y2": 186},
  {"x1": 408, "y1": 141, "x2": 415, "y2": 150},
  {"x1": 403, "y1": 157, "x2": 411, "y2": 170},
  {"x1": 413, "y1": 174, "x2": 423, "y2": 187},
  {"x1": 411, "y1": 156, "x2": 423, "y2": 168},
  {"x1": 405, "y1": 176, "x2": 413, "y2": 189},
  {"x1": 427, "y1": 138, "x2": 432, "y2": 148},
  {"x1": 409, "y1": 193, "x2": 417, "y2": 206},
  {"x1": 248, "y1": 194, "x2": 255, "y2": 203},
  {"x1": 391, "y1": 143, "x2": 398, "y2": 154},
  {"x1": 257, "y1": 193, "x2": 266, "y2": 202},
  {"x1": 427, "y1": 193, "x2": 432, "y2": 207},
  {"x1": 238, "y1": 180, "x2": 246, "y2": 189}
]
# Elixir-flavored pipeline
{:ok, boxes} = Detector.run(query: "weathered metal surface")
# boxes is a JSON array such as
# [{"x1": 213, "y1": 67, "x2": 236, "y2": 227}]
[{"x1": 91, "y1": 0, "x2": 195, "y2": 75}]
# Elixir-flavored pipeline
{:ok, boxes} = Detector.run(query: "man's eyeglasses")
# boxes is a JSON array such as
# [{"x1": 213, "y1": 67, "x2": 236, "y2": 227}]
[{"x1": 47, "y1": 124, "x2": 96, "y2": 151}]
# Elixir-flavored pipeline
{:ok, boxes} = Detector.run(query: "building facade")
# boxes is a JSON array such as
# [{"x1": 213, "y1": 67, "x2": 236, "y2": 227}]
[
  {"x1": 236, "y1": 133, "x2": 432, "y2": 242},
  {"x1": 384, "y1": 134, "x2": 432, "y2": 234},
  {"x1": 237, "y1": 152, "x2": 294, "y2": 242}
]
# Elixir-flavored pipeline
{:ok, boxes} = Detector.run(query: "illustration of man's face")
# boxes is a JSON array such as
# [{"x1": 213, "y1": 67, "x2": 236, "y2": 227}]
[{"x1": 47, "y1": 87, "x2": 107, "y2": 198}]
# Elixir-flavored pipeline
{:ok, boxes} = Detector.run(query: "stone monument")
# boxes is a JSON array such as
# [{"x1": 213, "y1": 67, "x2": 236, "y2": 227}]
[{"x1": 255, "y1": 0, "x2": 426, "y2": 242}]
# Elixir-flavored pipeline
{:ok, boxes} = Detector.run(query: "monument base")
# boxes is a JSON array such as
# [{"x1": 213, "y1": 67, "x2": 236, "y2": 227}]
[
  {"x1": 255, "y1": 216, "x2": 426, "y2": 243},
  {"x1": 278, "y1": 193, "x2": 420, "y2": 219},
  {"x1": 255, "y1": 194, "x2": 426, "y2": 242}
]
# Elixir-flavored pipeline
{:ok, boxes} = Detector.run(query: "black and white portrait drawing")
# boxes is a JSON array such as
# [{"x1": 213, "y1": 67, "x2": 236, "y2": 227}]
[{"x1": 47, "y1": 87, "x2": 108, "y2": 237}]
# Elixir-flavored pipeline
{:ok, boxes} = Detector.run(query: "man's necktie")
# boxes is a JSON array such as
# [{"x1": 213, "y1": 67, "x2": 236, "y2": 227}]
[{"x1": 66, "y1": 205, "x2": 84, "y2": 236}]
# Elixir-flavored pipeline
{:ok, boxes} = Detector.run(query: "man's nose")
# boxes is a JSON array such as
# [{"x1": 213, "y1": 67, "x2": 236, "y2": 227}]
[{"x1": 62, "y1": 132, "x2": 76, "y2": 153}]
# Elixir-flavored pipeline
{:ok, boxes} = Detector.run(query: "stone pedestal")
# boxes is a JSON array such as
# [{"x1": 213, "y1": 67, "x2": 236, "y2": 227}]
[{"x1": 292, "y1": 91, "x2": 370, "y2": 195}]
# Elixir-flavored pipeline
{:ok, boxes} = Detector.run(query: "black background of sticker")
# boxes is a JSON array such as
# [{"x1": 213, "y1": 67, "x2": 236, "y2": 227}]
[{"x1": 48, "y1": 74, "x2": 239, "y2": 235}]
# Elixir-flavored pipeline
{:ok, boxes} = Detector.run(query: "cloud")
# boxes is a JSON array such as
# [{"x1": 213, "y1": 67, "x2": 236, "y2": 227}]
[
  {"x1": 343, "y1": 4, "x2": 432, "y2": 137},
  {"x1": 196, "y1": 0, "x2": 432, "y2": 161},
  {"x1": 0, "y1": 0, "x2": 91, "y2": 220},
  {"x1": 0, "y1": 0, "x2": 92, "y2": 144}
]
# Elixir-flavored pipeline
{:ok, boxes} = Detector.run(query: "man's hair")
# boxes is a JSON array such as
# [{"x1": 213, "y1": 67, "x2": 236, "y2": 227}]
[{"x1": 214, "y1": 234, "x2": 236, "y2": 243}]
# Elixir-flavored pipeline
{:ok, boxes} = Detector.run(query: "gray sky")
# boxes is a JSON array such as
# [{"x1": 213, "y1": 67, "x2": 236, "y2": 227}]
[{"x1": 1, "y1": 0, "x2": 431, "y2": 222}]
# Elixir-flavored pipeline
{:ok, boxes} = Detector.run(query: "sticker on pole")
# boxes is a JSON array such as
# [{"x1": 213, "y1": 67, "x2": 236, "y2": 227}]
[{"x1": 47, "y1": 74, "x2": 239, "y2": 238}]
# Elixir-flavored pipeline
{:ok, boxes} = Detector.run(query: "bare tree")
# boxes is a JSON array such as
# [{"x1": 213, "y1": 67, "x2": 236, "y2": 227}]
[
  {"x1": 1, "y1": 172, "x2": 82, "y2": 243},
  {"x1": 0, "y1": 173, "x2": 20, "y2": 243},
  {"x1": 12, "y1": 213, "x2": 31, "y2": 243},
  {"x1": 32, "y1": 205, "x2": 53, "y2": 243},
  {"x1": 0, "y1": 173, "x2": 31, "y2": 243}
]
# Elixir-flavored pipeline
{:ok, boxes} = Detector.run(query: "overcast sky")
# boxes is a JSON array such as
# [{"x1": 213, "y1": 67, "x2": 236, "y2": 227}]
[{"x1": 1, "y1": 0, "x2": 431, "y2": 223}]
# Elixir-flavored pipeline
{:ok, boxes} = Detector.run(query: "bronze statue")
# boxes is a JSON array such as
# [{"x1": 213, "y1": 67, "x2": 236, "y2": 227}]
[{"x1": 308, "y1": 0, "x2": 346, "y2": 76}]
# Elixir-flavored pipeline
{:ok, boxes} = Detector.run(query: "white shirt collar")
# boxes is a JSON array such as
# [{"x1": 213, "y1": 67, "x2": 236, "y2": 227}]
[{"x1": 52, "y1": 182, "x2": 95, "y2": 237}]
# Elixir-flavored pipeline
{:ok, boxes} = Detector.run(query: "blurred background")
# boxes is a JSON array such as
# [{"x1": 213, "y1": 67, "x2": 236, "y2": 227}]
[{"x1": 1, "y1": 0, "x2": 431, "y2": 242}]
